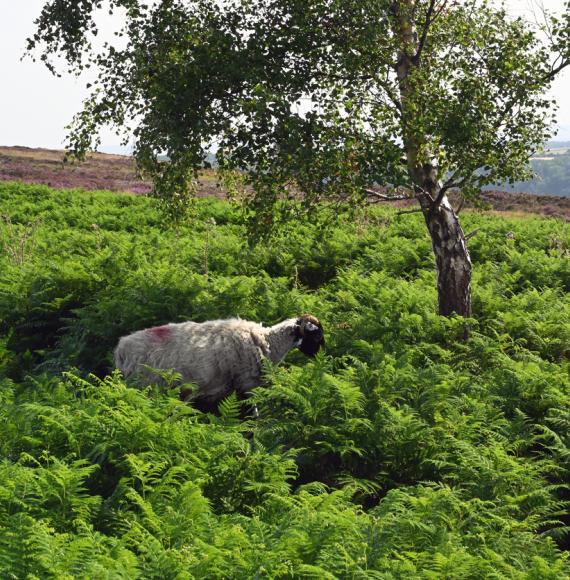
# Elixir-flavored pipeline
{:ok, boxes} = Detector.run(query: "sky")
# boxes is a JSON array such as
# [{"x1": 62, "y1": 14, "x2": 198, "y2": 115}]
[{"x1": 1, "y1": 0, "x2": 569, "y2": 153}]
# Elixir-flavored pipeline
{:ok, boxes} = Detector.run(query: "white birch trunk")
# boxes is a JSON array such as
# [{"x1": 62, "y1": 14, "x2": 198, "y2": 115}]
[{"x1": 393, "y1": 0, "x2": 473, "y2": 318}]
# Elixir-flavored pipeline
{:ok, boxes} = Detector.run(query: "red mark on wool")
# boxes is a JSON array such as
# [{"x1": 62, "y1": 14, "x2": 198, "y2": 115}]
[{"x1": 147, "y1": 325, "x2": 171, "y2": 340}]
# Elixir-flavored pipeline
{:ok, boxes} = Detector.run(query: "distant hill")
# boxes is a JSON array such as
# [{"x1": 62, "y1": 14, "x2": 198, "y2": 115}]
[
  {"x1": 0, "y1": 146, "x2": 222, "y2": 197},
  {"x1": 1, "y1": 145, "x2": 569, "y2": 219},
  {"x1": 494, "y1": 146, "x2": 570, "y2": 198},
  {"x1": 545, "y1": 140, "x2": 570, "y2": 149},
  {"x1": 0, "y1": 146, "x2": 151, "y2": 194}
]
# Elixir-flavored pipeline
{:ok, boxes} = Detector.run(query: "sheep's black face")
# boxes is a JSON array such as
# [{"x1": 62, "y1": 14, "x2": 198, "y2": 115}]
[{"x1": 297, "y1": 315, "x2": 325, "y2": 357}]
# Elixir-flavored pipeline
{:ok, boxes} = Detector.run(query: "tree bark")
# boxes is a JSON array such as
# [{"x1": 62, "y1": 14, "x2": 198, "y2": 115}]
[
  {"x1": 392, "y1": 0, "x2": 473, "y2": 321},
  {"x1": 418, "y1": 193, "x2": 472, "y2": 317}
]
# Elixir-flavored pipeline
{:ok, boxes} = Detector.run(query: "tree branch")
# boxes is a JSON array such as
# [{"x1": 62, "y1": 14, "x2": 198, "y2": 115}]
[
  {"x1": 397, "y1": 208, "x2": 422, "y2": 216},
  {"x1": 432, "y1": 181, "x2": 454, "y2": 209},
  {"x1": 414, "y1": 0, "x2": 437, "y2": 64},
  {"x1": 365, "y1": 188, "x2": 410, "y2": 201},
  {"x1": 441, "y1": 168, "x2": 464, "y2": 191},
  {"x1": 455, "y1": 194, "x2": 465, "y2": 215},
  {"x1": 414, "y1": 184, "x2": 434, "y2": 203},
  {"x1": 544, "y1": 57, "x2": 570, "y2": 83}
]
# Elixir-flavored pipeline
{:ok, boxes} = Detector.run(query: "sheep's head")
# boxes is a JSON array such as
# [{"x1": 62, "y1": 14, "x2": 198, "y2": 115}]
[{"x1": 296, "y1": 315, "x2": 325, "y2": 357}]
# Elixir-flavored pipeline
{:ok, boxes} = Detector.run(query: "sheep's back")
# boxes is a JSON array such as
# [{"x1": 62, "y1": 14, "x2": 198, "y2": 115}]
[{"x1": 114, "y1": 319, "x2": 270, "y2": 401}]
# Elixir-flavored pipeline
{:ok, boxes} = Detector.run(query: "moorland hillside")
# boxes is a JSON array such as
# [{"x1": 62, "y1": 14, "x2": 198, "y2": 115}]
[{"x1": 2, "y1": 145, "x2": 570, "y2": 220}]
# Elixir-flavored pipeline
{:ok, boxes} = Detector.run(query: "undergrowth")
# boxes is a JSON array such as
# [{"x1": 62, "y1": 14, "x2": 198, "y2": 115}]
[{"x1": 0, "y1": 181, "x2": 569, "y2": 578}]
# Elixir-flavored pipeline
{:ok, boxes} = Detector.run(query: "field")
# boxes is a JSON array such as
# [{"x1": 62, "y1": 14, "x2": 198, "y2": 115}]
[
  {"x1": 0, "y1": 146, "x2": 221, "y2": 198},
  {"x1": 2, "y1": 146, "x2": 570, "y2": 220},
  {"x1": 1, "y1": 180, "x2": 570, "y2": 577}
]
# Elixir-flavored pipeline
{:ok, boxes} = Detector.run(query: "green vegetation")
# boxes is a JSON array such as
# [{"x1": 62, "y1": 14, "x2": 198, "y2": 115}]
[
  {"x1": 1, "y1": 181, "x2": 570, "y2": 577},
  {"x1": 27, "y1": 0, "x2": 570, "y2": 318}
]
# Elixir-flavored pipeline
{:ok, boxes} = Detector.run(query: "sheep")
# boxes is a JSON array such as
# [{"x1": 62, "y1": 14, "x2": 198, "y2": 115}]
[{"x1": 114, "y1": 314, "x2": 324, "y2": 411}]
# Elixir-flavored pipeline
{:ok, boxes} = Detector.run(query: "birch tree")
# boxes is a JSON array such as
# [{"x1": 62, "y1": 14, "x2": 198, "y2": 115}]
[{"x1": 28, "y1": 0, "x2": 570, "y2": 318}]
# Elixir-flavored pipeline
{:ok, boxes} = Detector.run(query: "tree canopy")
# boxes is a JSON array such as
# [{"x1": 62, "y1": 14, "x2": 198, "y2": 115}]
[{"x1": 28, "y1": 1, "x2": 570, "y2": 221}]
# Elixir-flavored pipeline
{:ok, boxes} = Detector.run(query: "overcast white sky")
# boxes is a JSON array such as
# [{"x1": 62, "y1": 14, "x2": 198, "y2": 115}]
[{"x1": 1, "y1": 0, "x2": 569, "y2": 153}]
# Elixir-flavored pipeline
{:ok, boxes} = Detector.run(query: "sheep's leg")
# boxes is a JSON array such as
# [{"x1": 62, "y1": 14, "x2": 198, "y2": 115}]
[
  {"x1": 239, "y1": 392, "x2": 258, "y2": 449},
  {"x1": 235, "y1": 383, "x2": 260, "y2": 449},
  {"x1": 231, "y1": 368, "x2": 262, "y2": 420},
  {"x1": 237, "y1": 390, "x2": 259, "y2": 421}
]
